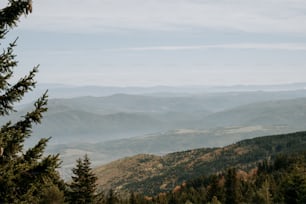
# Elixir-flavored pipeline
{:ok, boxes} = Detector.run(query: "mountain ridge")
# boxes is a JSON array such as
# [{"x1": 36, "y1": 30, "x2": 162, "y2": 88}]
[
  {"x1": 93, "y1": 131, "x2": 306, "y2": 195},
  {"x1": 33, "y1": 93, "x2": 306, "y2": 145}
]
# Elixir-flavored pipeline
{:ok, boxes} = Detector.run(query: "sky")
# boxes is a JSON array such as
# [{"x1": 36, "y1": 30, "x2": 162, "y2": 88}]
[{"x1": 2, "y1": 0, "x2": 306, "y2": 86}]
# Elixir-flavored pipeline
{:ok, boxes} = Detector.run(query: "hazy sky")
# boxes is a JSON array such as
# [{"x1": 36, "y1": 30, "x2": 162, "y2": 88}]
[{"x1": 2, "y1": 0, "x2": 306, "y2": 86}]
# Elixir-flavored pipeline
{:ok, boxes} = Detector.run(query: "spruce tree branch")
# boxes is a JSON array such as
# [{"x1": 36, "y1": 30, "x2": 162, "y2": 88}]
[
  {"x1": 0, "y1": 91, "x2": 48, "y2": 157},
  {"x1": 30, "y1": 154, "x2": 61, "y2": 175},
  {"x1": 13, "y1": 90, "x2": 48, "y2": 134},
  {"x1": 24, "y1": 137, "x2": 50, "y2": 162},
  {"x1": 0, "y1": 66, "x2": 38, "y2": 116},
  {"x1": 0, "y1": 39, "x2": 18, "y2": 91},
  {"x1": 0, "y1": 0, "x2": 32, "y2": 29},
  {"x1": 0, "y1": 39, "x2": 18, "y2": 70},
  {"x1": 0, "y1": 2, "x2": 64, "y2": 203}
]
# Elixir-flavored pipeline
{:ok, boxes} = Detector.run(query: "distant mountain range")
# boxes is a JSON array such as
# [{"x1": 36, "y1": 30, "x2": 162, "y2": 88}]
[
  {"x1": 195, "y1": 97, "x2": 306, "y2": 129},
  {"x1": 21, "y1": 82, "x2": 306, "y2": 103},
  {"x1": 47, "y1": 124, "x2": 292, "y2": 181},
  {"x1": 3, "y1": 85, "x2": 306, "y2": 179},
  {"x1": 28, "y1": 90, "x2": 306, "y2": 145},
  {"x1": 41, "y1": 95, "x2": 306, "y2": 180}
]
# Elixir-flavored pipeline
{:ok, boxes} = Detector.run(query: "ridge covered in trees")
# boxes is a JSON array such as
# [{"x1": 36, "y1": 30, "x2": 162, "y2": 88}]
[
  {"x1": 112, "y1": 152, "x2": 306, "y2": 204},
  {"x1": 94, "y1": 131, "x2": 306, "y2": 195}
]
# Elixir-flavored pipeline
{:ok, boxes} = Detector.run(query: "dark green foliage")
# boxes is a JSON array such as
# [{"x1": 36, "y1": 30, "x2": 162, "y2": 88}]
[
  {"x1": 105, "y1": 189, "x2": 118, "y2": 204},
  {"x1": 74, "y1": 143, "x2": 306, "y2": 204},
  {"x1": 0, "y1": 1, "x2": 63, "y2": 203},
  {"x1": 68, "y1": 154, "x2": 97, "y2": 204},
  {"x1": 206, "y1": 174, "x2": 224, "y2": 202},
  {"x1": 283, "y1": 174, "x2": 306, "y2": 204},
  {"x1": 0, "y1": 0, "x2": 32, "y2": 37},
  {"x1": 224, "y1": 168, "x2": 241, "y2": 204},
  {"x1": 142, "y1": 152, "x2": 306, "y2": 204},
  {"x1": 119, "y1": 131, "x2": 306, "y2": 195},
  {"x1": 39, "y1": 185, "x2": 65, "y2": 204},
  {"x1": 101, "y1": 152, "x2": 306, "y2": 204}
]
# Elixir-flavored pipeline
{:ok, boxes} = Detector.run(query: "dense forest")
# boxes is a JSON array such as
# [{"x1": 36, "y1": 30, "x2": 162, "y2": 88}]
[
  {"x1": 98, "y1": 152, "x2": 306, "y2": 204},
  {"x1": 94, "y1": 131, "x2": 306, "y2": 195}
]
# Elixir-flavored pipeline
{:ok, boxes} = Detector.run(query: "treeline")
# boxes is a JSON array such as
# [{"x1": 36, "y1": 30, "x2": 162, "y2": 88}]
[
  {"x1": 99, "y1": 152, "x2": 306, "y2": 204},
  {"x1": 105, "y1": 131, "x2": 306, "y2": 196},
  {"x1": 4, "y1": 150, "x2": 303, "y2": 204}
]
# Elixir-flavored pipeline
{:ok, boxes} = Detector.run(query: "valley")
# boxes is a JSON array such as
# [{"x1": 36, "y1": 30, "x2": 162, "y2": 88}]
[{"x1": 4, "y1": 84, "x2": 306, "y2": 179}]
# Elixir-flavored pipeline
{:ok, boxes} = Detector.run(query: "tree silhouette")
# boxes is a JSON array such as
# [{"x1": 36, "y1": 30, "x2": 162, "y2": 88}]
[
  {"x1": 0, "y1": 1, "x2": 63, "y2": 203},
  {"x1": 68, "y1": 154, "x2": 97, "y2": 203}
]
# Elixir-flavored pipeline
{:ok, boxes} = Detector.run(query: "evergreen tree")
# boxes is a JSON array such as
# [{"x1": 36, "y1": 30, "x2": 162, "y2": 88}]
[
  {"x1": 129, "y1": 192, "x2": 137, "y2": 204},
  {"x1": 68, "y1": 154, "x2": 97, "y2": 204},
  {"x1": 207, "y1": 174, "x2": 223, "y2": 202},
  {"x1": 224, "y1": 168, "x2": 241, "y2": 204},
  {"x1": 256, "y1": 179, "x2": 272, "y2": 204},
  {"x1": 210, "y1": 196, "x2": 221, "y2": 204},
  {"x1": 282, "y1": 170, "x2": 306, "y2": 204},
  {"x1": 0, "y1": 1, "x2": 63, "y2": 203},
  {"x1": 105, "y1": 189, "x2": 118, "y2": 204}
]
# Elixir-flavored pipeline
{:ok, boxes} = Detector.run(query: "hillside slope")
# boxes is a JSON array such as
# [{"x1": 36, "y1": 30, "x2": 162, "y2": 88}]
[
  {"x1": 34, "y1": 110, "x2": 167, "y2": 143},
  {"x1": 5, "y1": 91, "x2": 306, "y2": 146},
  {"x1": 94, "y1": 131, "x2": 306, "y2": 195},
  {"x1": 33, "y1": 96, "x2": 306, "y2": 145},
  {"x1": 196, "y1": 97, "x2": 306, "y2": 129}
]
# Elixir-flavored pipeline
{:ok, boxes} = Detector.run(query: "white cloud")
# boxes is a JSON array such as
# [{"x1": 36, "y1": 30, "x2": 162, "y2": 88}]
[
  {"x1": 2, "y1": 0, "x2": 305, "y2": 86},
  {"x1": 111, "y1": 43, "x2": 306, "y2": 51},
  {"x1": 15, "y1": 0, "x2": 306, "y2": 34}
]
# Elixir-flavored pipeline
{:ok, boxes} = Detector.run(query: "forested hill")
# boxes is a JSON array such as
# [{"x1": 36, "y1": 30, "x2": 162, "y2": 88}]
[{"x1": 94, "y1": 131, "x2": 306, "y2": 195}]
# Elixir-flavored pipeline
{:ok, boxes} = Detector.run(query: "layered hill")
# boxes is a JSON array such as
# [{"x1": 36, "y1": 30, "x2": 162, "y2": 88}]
[
  {"x1": 94, "y1": 131, "x2": 306, "y2": 195},
  {"x1": 4, "y1": 90, "x2": 306, "y2": 178},
  {"x1": 31, "y1": 93, "x2": 306, "y2": 144},
  {"x1": 46, "y1": 96, "x2": 306, "y2": 165},
  {"x1": 49, "y1": 125, "x2": 288, "y2": 169},
  {"x1": 41, "y1": 95, "x2": 306, "y2": 178},
  {"x1": 12, "y1": 86, "x2": 306, "y2": 143},
  {"x1": 196, "y1": 97, "x2": 306, "y2": 129}
]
